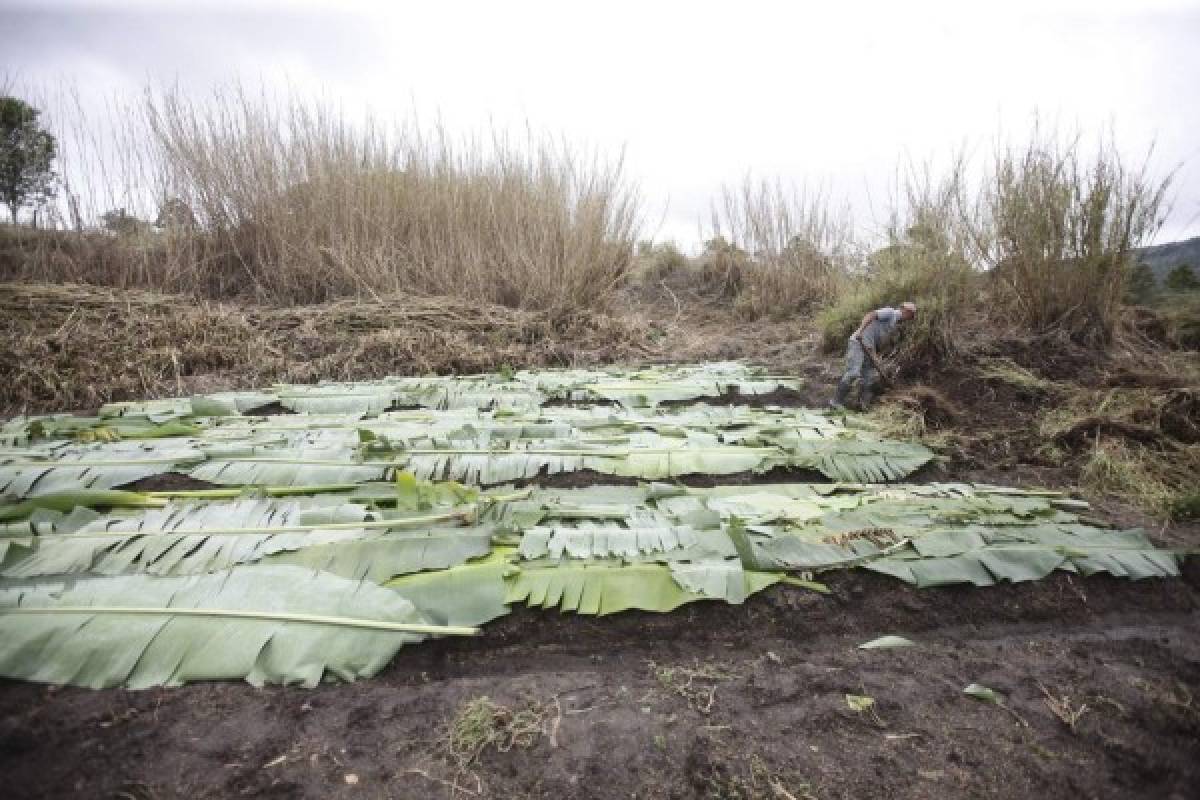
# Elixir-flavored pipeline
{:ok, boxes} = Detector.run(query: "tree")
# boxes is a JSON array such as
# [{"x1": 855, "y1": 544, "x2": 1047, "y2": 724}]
[
  {"x1": 100, "y1": 207, "x2": 151, "y2": 237},
  {"x1": 0, "y1": 97, "x2": 57, "y2": 225},
  {"x1": 155, "y1": 196, "x2": 196, "y2": 229},
  {"x1": 1165, "y1": 264, "x2": 1199, "y2": 292},
  {"x1": 1125, "y1": 260, "x2": 1158, "y2": 305}
]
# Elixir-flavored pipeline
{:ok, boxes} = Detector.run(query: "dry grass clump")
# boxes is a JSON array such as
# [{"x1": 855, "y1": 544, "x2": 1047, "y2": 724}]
[
  {"x1": 864, "y1": 386, "x2": 965, "y2": 458},
  {"x1": 1080, "y1": 438, "x2": 1200, "y2": 520},
  {"x1": 814, "y1": 133, "x2": 1170, "y2": 363},
  {"x1": 10, "y1": 84, "x2": 640, "y2": 313},
  {"x1": 442, "y1": 696, "x2": 556, "y2": 770},
  {"x1": 976, "y1": 356, "x2": 1062, "y2": 397},
  {"x1": 649, "y1": 659, "x2": 741, "y2": 714},
  {"x1": 1038, "y1": 385, "x2": 1200, "y2": 518},
  {"x1": 0, "y1": 282, "x2": 651, "y2": 414},
  {"x1": 630, "y1": 240, "x2": 691, "y2": 286},
  {"x1": 707, "y1": 178, "x2": 856, "y2": 318},
  {"x1": 976, "y1": 132, "x2": 1171, "y2": 346}
]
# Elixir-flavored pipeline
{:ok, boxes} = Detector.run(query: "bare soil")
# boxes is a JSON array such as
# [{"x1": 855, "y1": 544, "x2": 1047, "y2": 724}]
[{"x1": 2, "y1": 567, "x2": 1198, "y2": 800}]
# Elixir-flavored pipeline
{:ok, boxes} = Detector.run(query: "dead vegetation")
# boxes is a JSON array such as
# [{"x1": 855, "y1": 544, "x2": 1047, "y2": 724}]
[
  {"x1": 706, "y1": 178, "x2": 855, "y2": 318},
  {"x1": 0, "y1": 282, "x2": 654, "y2": 415},
  {"x1": 442, "y1": 695, "x2": 558, "y2": 770},
  {"x1": 649, "y1": 659, "x2": 742, "y2": 714},
  {"x1": 9, "y1": 84, "x2": 640, "y2": 313},
  {"x1": 1039, "y1": 683, "x2": 1090, "y2": 733}
]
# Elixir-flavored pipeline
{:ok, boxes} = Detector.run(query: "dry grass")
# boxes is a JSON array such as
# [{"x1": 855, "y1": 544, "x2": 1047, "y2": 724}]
[
  {"x1": 1039, "y1": 683, "x2": 1090, "y2": 733},
  {"x1": 818, "y1": 134, "x2": 1172, "y2": 364},
  {"x1": 9, "y1": 84, "x2": 641, "y2": 312},
  {"x1": 707, "y1": 178, "x2": 856, "y2": 318},
  {"x1": 977, "y1": 357, "x2": 1062, "y2": 396},
  {"x1": 1035, "y1": 384, "x2": 1200, "y2": 518},
  {"x1": 442, "y1": 696, "x2": 556, "y2": 770},
  {"x1": 0, "y1": 282, "x2": 652, "y2": 414},
  {"x1": 649, "y1": 659, "x2": 742, "y2": 714},
  {"x1": 977, "y1": 131, "x2": 1171, "y2": 345},
  {"x1": 1079, "y1": 438, "x2": 1200, "y2": 519}
]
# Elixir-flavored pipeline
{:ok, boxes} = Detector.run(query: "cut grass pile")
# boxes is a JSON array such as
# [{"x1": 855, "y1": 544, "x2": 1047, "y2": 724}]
[{"x1": 0, "y1": 282, "x2": 653, "y2": 415}]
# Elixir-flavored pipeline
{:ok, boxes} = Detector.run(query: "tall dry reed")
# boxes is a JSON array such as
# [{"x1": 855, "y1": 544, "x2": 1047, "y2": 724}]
[
  {"x1": 975, "y1": 131, "x2": 1171, "y2": 344},
  {"x1": 4, "y1": 84, "x2": 642, "y2": 312},
  {"x1": 705, "y1": 178, "x2": 856, "y2": 318}
]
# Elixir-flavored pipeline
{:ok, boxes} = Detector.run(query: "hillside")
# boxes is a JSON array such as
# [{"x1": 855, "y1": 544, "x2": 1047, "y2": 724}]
[{"x1": 1136, "y1": 235, "x2": 1200, "y2": 284}]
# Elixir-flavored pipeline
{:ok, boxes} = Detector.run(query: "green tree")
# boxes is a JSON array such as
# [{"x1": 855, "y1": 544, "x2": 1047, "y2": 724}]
[
  {"x1": 0, "y1": 97, "x2": 57, "y2": 224},
  {"x1": 1165, "y1": 264, "x2": 1199, "y2": 292},
  {"x1": 1125, "y1": 260, "x2": 1158, "y2": 304},
  {"x1": 100, "y1": 207, "x2": 150, "y2": 237}
]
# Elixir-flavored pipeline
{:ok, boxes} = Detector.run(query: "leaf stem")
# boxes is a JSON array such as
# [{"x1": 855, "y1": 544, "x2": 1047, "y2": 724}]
[{"x1": 0, "y1": 606, "x2": 478, "y2": 635}]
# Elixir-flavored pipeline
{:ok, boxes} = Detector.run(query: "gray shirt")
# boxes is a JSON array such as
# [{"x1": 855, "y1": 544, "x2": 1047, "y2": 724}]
[{"x1": 859, "y1": 307, "x2": 902, "y2": 350}]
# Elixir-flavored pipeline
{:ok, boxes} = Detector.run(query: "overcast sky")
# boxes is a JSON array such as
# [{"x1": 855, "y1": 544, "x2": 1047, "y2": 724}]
[{"x1": 3, "y1": 0, "x2": 1199, "y2": 247}]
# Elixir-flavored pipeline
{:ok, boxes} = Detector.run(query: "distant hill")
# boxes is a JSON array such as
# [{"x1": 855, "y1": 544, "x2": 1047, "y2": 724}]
[{"x1": 1135, "y1": 236, "x2": 1200, "y2": 286}]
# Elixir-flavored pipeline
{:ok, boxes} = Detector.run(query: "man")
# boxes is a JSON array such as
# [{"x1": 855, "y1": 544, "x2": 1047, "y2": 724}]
[{"x1": 830, "y1": 301, "x2": 917, "y2": 411}]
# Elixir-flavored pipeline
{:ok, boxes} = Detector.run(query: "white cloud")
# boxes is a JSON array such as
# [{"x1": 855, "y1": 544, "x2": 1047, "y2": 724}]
[{"x1": 4, "y1": 0, "x2": 1198, "y2": 245}]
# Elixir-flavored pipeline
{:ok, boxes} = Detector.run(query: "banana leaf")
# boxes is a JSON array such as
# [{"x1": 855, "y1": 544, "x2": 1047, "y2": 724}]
[
  {"x1": 504, "y1": 560, "x2": 778, "y2": 615},
  {"x1": 517, "y1": 524, "x2": 701, "y2": 560},
  {"x1": 386, "y1": 550, "x2": 513, "y2": 627},
  {"x1": 261, "y1": 528, "x2": 492, "y2": 583},
  {"x1": 0, "y1": 446, "x2": 204, "y2": 498},
  {"x1": 1, "y1": 498, "x2": 381, "y2": 578},
  {"x1": 0, "y1": 565, "x2": 438, "y2": 689}
]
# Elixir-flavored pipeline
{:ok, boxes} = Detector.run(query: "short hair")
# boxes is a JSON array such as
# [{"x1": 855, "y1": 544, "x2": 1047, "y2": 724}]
[{"x1": 901, "y1": 301, "x2": 917, "y2": 314}]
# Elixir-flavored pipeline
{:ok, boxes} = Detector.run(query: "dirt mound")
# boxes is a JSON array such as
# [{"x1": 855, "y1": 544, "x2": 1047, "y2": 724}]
[{"x1": 0, "y1": 283, "x2": 656, "y2": 415}]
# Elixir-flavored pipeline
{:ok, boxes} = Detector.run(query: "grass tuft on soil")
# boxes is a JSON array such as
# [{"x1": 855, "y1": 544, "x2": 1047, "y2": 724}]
[{"x1": 443, "y1": 695, "x2": 554, "y2": 770}]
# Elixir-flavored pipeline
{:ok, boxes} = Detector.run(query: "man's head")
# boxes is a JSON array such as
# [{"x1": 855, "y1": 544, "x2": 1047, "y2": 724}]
[{"x1": 899, "y1": 301, "x2": 917, "y2": 321}]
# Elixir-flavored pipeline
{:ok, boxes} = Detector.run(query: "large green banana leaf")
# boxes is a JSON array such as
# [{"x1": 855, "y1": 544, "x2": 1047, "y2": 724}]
[
  {"x1": 503, "y1": 561, "x2": 778, "y2": 615},
  {"x1": 261, "y1": 528, "x2": 492, "y2": 583},
  {"x1": 0, "y1": 498, "x2": 381, "y2": 578},
  {"x1": 789, "y1": 440, "x2": 935, "y2": 482},
  {"x1": 865, "y1": 540, "x2": 1180, "y2": 587},
  {"x1": 277, "y1": 388, "x2": 395, "y2": 417},
  {"x1": 190, "y1": 391, "x2": 280, "y2": 417},
  {"x1": 0, "y1": 565, "x2": 435, "y2": 689},
  {"x1": 669, "y1": 559, "x2": 778, "y2": 604},
  {"x1": 0, "y1": 446, "x2": 204, "y2": 498},
  {"x1": 189, "y1": 453, "x2": 388, "y2": 486},
  {"x1": 517, "y1": 524, "x2": 701, "y2": 560},
  {"x1": 386, "y1": 550, "x2": 513, "y2": 627}
]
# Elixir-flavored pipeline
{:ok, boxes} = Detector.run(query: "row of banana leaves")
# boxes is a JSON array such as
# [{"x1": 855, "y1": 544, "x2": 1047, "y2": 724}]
[
  {"x1": 0, "y1": 478, "x2": 1184, "y2": 689},
  {"x1": 0, "y1": 405, "x2": 935, "y2": 493},
  {"x1": 7, "y1": 362, "x2": 798, "y2": 421}
]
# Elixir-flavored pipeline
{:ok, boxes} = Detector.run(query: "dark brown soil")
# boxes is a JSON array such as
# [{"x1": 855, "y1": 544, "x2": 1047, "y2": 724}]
[
  {"x1": 661, "y1": 386, "x2": 815, "y2": 410},
  {"x1": 526, "y1": 466, "x2": 833, "y2": 491},
  {"x1": 3, "y1": 568, "x2": 1198, "y2": 800},
  {"x1": 120, "y1": 473, "x2": 219, "y2": 493},
  {"x1": 249, "y1": 402, "x2": 297, "y2": 417}
]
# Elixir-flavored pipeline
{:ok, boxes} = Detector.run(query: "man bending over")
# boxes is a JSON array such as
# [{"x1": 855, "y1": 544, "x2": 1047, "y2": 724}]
[{"x1": 830, "y1": 301, "x2": 917, "y2": 411}]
